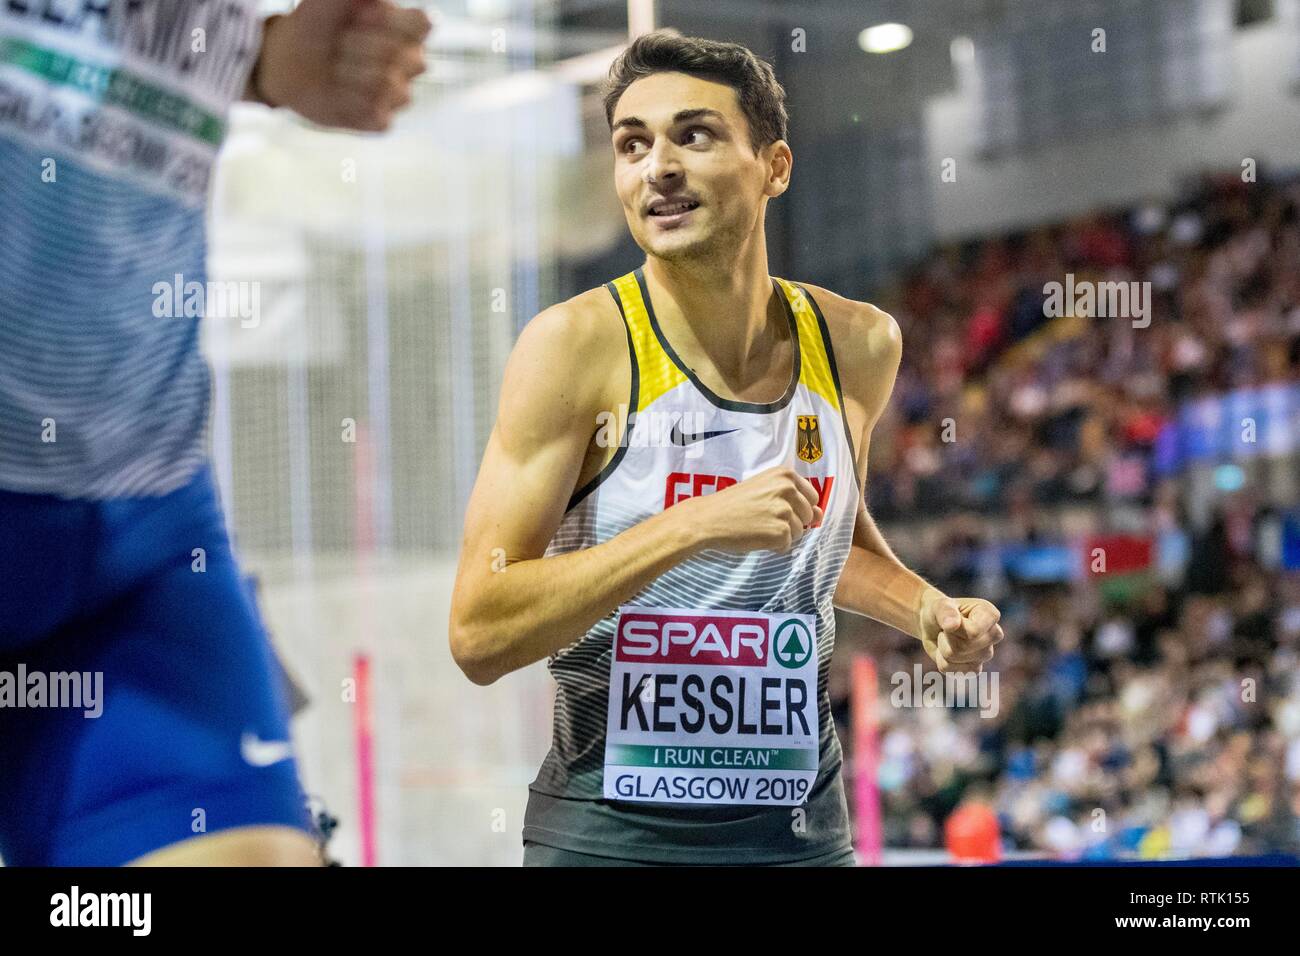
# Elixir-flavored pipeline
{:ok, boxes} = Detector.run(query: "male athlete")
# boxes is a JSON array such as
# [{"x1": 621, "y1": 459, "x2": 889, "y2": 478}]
[
  {"x1": 449, "y1": 31, "x2": 1005, "y2": 866},
  {"x1": 0, "y1": 0, "x2": 429, "y2": 865}
]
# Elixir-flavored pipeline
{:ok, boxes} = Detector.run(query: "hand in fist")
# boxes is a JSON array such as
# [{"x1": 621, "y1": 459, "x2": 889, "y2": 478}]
[
  {"x1": 257, "y1": 0, "x2": 433, "y2": 132},
  {"x1": 918, "y1": 589, "x2": 1004, "y2": 674},
  {"x1": 675, "y1": 466, "x2": 823, "y2": 555}
]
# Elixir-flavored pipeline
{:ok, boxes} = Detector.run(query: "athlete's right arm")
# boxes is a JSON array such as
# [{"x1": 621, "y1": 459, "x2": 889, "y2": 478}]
[{"x1": 448, "y1": 297, "x2": 821, "y2": 686}]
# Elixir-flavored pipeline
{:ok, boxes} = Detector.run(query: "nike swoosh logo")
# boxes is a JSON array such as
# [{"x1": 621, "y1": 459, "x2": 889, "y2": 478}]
[
  {"x1": 669, "y1": 423, "x2": 738, "y2": 446},
  {"x1": 241, "y1": 732, "x2": 294, "y2": 768}
]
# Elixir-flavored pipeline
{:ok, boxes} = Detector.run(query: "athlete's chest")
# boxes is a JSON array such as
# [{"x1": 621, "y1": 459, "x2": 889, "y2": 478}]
[
  {"x1": 563, "y1": 270, "x2": 861, "y2": 524},
  {"x1": 595, "y1": 381, "x2": 850, "y2": 526}
]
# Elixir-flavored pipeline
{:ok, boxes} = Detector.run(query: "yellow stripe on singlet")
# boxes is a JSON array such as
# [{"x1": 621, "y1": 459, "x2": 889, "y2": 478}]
[
  {"x1": 609, "y1": 272, "x2": 687, "y2": 413},
  {"x1": 609, "y1": 272, "x2": 843, "y2": 414},
  {"x1": 774, "y1": 277, "x2": 841, "y2": 412}
]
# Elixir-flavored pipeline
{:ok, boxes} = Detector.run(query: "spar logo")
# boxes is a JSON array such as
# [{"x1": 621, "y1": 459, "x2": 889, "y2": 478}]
[
  {"x1": 616, "y1": 611, "x2": 770, "y2": 666},
  {"x1": 773, "y1": 619, "x2": 813, "y2": 669}
]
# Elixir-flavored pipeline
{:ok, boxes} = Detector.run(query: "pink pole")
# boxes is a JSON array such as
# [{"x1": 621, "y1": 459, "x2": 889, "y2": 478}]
[
  {"x1": 352, "y1": 423, "x2": 378, "y2": 867},
  {"x1": 353, "y1": 652, "x2": 376, "y2": 867},
  {"x1": 852, "y1": 655, "x2": 882, "y2": 866}
]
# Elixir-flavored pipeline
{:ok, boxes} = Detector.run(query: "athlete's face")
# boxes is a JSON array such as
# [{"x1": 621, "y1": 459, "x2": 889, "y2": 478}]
[{"x1": 610, "y1": 71, "x2": 790, "y2": 264}]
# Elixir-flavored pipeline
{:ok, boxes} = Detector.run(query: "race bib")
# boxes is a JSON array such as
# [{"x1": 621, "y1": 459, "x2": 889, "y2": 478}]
[{"x1": 603, "y1": 605, "x2": 820, "y2": 806}]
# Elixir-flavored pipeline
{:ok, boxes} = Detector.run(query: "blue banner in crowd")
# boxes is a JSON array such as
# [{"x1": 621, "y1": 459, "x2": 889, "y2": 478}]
[
  {"x1": 1154, "y1": 383, "x2": 1300, "y2": 476},
  {"x1": 1001, "y1": 544, "x2": 1081, "y2": 583},
  {"x1": 1285, "y1": 513, "x2": 1300, "y2": 572}
]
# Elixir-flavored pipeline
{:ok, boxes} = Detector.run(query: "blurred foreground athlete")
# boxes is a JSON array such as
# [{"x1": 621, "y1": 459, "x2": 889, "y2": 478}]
[{"x1": 0, "y1": 0, "x2": 430, "y2": 866}]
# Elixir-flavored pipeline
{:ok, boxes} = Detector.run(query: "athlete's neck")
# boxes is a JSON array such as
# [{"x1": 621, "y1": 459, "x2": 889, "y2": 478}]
[{"x1": 642, "y1": 245, "x2": 788, "y2": 391}]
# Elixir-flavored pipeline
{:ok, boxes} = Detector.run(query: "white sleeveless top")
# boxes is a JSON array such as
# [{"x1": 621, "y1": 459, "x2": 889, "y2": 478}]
[{"x1": 525, "y1": 269, "x2": 861, "y2": 863}]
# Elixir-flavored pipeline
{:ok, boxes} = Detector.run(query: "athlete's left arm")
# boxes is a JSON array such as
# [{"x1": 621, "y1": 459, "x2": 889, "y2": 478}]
[
  {"x1": 818, "y1": 292, "x2": 1004, "y2": 674},
  {"x1": 246, "y1": 0, "x2": 433, "y2": 132}
]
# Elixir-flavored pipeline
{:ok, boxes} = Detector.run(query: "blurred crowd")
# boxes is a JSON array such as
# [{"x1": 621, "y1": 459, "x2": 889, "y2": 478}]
[
  {"x1": 839, "y1": 170, "x2": 1300, "y2": 860},
  {"x1": 868, "y1": 170, "x2": 1300, "y2": 521}
]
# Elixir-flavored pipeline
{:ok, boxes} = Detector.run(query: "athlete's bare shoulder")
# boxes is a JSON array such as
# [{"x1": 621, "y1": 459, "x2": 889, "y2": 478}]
[
  {"x1": 796, "y1": 282, "x2": 900, "y2": 366},
  {"x1": 520, "y1": 284, "x2": 625, "y2": 363},
  {"x1": 796, "y1": 282, "x2": 901, "y2": 424},
  {"x1": 498, "y1": 283, "x2": 629, "y2": 445}
]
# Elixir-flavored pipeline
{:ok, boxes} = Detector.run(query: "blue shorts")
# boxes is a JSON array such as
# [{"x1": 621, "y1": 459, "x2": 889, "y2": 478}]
[{"x1": 0, "y1": 464, "x2": 312, "y2": 865}]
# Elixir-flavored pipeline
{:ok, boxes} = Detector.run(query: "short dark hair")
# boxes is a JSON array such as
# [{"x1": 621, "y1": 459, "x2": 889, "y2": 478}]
[{"x1": 601, "y1": 31, "x2": 788, "y2": 153}]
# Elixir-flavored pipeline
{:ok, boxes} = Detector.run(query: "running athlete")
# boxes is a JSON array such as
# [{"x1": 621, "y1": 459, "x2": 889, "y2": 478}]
[
  {"x1": 449, "y1": 32, "x2": 1005, "y2": 866},
  {"x1": 0, "y1": 0, "x2": 429, "y2": 866}
]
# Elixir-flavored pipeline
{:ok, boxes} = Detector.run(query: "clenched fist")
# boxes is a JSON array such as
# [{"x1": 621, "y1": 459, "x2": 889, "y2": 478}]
[
  {"x1": 675, "y1": 465, "x2": 823, "y2": 554},
  {"x1": 917, "y1": 589, "x2": 1004, "y2": 673},
  {"x1": 255, "y1": 0, "x2": 433, "y2": 132}
]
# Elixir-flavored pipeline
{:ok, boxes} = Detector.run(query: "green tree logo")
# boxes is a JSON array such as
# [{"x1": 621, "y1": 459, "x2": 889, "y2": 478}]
[{"x1": 773, "y1": 619, "x2": 813, "y2": 669}]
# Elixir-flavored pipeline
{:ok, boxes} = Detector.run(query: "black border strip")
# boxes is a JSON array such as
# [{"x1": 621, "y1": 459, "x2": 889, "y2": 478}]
[
  {"x1": 634, "y1": 267, "x2": 800, "y2": 414},
  {"x1": 797, "y1": 283, "x2": 861, "y2": 489},
  {"x1": 564, "y1": 282, "x2": 641, "y2": 513}
]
